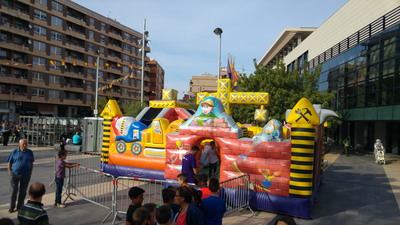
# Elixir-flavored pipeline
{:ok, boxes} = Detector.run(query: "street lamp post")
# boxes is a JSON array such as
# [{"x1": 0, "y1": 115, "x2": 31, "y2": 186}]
[
  {"x1": 93, "y1": 50, "x2": 100, "y2": 153},
  {"x1": 214, "y1": 27, "x2": 223, "y2": 79},
  {"x1": 94, "y1": 51, "x2": 100, "y2": 117},
  {"x1": 140, "y1": 19, "x2": 148, "y2": 106}
]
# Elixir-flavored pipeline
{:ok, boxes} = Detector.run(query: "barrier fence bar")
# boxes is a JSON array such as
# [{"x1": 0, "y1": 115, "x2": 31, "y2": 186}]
[
  {"x1": 65, "y1": 165, "x2": 115, "y2": 223},
  {"x1": 220, "y1": 174, "x2": 254, "y2": 216}
]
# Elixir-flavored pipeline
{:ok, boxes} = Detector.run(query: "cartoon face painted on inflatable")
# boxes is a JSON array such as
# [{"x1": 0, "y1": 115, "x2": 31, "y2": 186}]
[
  {"x1": 201, "y1": 99, "x2": 215, "y2": 116},
  {"x1": 252, "y1": 119, "x2": 283, "y2": 142}
]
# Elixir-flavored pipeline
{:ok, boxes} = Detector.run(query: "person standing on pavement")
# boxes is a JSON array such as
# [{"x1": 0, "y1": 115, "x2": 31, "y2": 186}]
[
  {"x1": 2, "y1": 120, "x2": 11, "y2": 146},
  {"x1": 182, "y1": 146, "x2": 203, "y2": 184},
  {"x1": 18, "y1": 182, "x2": 50, "y2": 225},
  {"x1": 7, "y1": 139, "x2": 34, "y2": 213}
]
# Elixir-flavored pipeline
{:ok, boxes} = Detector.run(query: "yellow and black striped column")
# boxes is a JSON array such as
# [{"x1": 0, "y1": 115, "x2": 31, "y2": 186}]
[
  {"x1": 286, "y1": 98, "x2": 320, "y2": 199},
  {"x1": 289, "y1": 123, "x2": 315, "y2": 198},
  {"x1": 99, "y1": 100, "x2": 123, "y2": 165},
  {"x1": 101, "y1": 117, "x2": 112, "y2": 163}
]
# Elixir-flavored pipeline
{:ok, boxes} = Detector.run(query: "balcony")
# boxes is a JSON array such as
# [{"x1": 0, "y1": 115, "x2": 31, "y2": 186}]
[
  {"x1": 62, "y1": 98, "x2": 84, "y2": 106},
  {"x1": 2, "y1": 7, "x2": 30, "y2": 21},
  {"x1": 0, "y1": 92, "x2": 28, "y2": 101}
]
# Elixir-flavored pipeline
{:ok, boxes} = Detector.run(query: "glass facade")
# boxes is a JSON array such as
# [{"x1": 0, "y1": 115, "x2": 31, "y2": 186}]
[{"x1": 317, "y1": 24, "x2": 400, "y2": 111}]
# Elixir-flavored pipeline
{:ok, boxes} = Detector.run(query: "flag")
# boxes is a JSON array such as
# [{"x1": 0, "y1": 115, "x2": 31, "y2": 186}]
[{"x1": 227, "y1": 55, "x2": 239, "y2": 83}]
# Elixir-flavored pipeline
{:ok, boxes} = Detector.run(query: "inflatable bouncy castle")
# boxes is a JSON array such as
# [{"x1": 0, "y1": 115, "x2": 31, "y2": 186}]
[{"x1": 99, "y1": 79, "x2": 338, "y2": 218}]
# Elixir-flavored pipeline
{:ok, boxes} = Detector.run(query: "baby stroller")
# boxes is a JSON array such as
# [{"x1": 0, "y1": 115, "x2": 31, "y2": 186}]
[
  {"x1": 374, "y1": 139, "x2": 385, "y2": 165},
  {"x1": 375, "y1": 150, "x2": 385, "y2": 164}
]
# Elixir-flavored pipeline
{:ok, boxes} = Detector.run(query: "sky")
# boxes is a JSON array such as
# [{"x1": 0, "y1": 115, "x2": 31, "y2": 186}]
[{"x1": 73, "y1": 0, "x2": 349, "y2": 98}]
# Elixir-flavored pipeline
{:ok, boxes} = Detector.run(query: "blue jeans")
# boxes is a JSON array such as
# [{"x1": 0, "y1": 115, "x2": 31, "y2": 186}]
[
  {"x1": 55, "y1": 178, "x2": 64, "y2": 205},
  {"x1": 10, "y1": 172, "x2": 31, "y2": 210}
]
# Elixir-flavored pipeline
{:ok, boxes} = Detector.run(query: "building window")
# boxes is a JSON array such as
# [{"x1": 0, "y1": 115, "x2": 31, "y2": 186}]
[
  {"x1": 35, "y1": 0, "x2": 47, "y2": 5},
  {"x1": 123, "y1": 43, "x2": 131, "y2": 51},
  {"x1": 33, "y1": 25, "x2": 47, "y2": 36},
  {"x1": 86, "y1": 94, "x2": 92, "y2": 102},
  {"x1": 99, "y1": 46, "x2": 105, "y2": 54},
  {"x1": 49, "y1": 75, "x2": 60, "y2": 84},
  {"x1": 88, "y1": 43, "x2": 94, "y2": 51},
  {"x1": 34, "y1": 9, "x2": 47, "y2": 21},
  {"x1": 123, "y1": 66, "x2": 129, "y2": 73},
  {"x1": 32, "y1": 56, "x2": 45, "y2": 65},
  {"x1": 51, "y1": 31, "x2": 62, "y2": 41},
  {"x1": 100, "y1": 35, "x2": 105, "y2": 42},
  {"x1": 33, "y1": 41, "x2": 46, "y2": 51},
  {"x1": 32, "y1": 72, "x2": 45, "y2": 81},
  {"x1": 50, "y1": 60, "x2": 61, "y2": 70},
  {"x1": 123, "y1": 32, "x2": 130, "y2": 40},
  {"x1": 32, "y1": 88, "x2": 44, "y2": 97},
  {"x1": 49, "y1": 90, "x2": 60, "y2": 98},
  {"x1": 89, "y1": 18, "x2": 95, "y2": 26},
  {"x1": 51, "y1": 16, "x2": 62, "y2": 27},
  {"x1": 50, "y1": 45, "x2": 62, "y2": 56},
  {"x1": 51, "y1": 1, "x2": 63, "y2": 12},
  {"x1": 100, "y1": 23, "x2": 106, "y2": 31},
  {"x1": 88, "y1": 30, "x2": 94, "y2": 39},
  {"x1": 87, "y1": 56, "x2": 93, "y2": 64}
]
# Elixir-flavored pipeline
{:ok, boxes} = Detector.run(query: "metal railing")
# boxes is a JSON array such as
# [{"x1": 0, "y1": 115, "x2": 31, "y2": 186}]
[
  {"x1": 60, "y1": 155, "x2": 253, "y2": 224},
  {"x1": 220, "y1": 174, "x2": 254, "y2": 216}
]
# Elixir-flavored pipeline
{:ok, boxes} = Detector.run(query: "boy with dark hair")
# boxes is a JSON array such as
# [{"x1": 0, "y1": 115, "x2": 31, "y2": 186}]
[
  {"x1": 196, "y1": 174, "x2": 211, "y2": 200},
  {"x1": 162, "y1": 188, "x2": 180, "y2": 221},
  {"x1": 177, "y1": 173, "x2": 189, "y2": 186},
  {"x1": 200, "y1": 178, "x2": 226, "y2": 225},
  {"x1": 156, "y1": 205, "x2": 172, "y2": 225},
  {"x1": 18, "y1": 182, "x2": 50, "y2": 225},
  {"x1": 132, "y1": 207, "x2": 151, "y2": 225},
  {"x1": 55, "y1": 150, "x2": 79, "y2": 208},
  {"x1": 126, "y1": 187, "x2": 145, "y2": 225},
  {"x1": 143, "y1": 203, "x2": 156, "y2": 225}
]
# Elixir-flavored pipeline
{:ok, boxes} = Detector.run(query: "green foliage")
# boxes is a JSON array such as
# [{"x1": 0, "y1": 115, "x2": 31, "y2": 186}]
[
  {"x1": 182, "y1": 98, "x2": 198, "y2": 111},
  {"x1": 89, "y1": 96, "x2": 113, "y2": 114},
  {"x1": 232, "y1": 60, "x2": 336, "y2": 124},
  {"x1": 122, "y1": 101, "x2": 147, "y2": 117}
]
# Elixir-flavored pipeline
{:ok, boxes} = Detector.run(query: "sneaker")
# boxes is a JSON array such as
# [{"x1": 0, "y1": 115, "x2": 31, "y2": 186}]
[
  {"x1": 56, "y1": 204, "x2": 66, "y2": 208},
  {"x1": 8, "y1": 208, "x2": 15, "y2": 213}
]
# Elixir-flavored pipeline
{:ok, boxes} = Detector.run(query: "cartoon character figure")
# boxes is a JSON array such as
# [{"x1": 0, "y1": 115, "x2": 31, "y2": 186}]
[
  {"x1": 258, "y1": 167, "x2": 281, "y2": 188},
  {"x1": 194, "y1": 98, "x2": 217, "y2": 126}
]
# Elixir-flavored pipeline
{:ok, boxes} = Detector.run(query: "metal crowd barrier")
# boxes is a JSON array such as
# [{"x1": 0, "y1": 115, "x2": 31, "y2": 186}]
[
  {"x1": 220, "y1": 174, "x2": 254, "y2": 216},
  {"x1": 62, "y1": 156, "x2": 253, "y2": 224},
  {"x1": 65, "y1": 165, "x2": 116, "y2": 223}
]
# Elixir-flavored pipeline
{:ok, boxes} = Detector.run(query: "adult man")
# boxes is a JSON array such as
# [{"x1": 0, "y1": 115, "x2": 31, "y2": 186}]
[
  {"x1": 182, "y1": 146, "x2": 203, "y2": 183},
  {"x1": 18, "y1": 182, "x2": 49, "y2": 225},
  {"x1": 72, "y1": 132, "x2": 82, "y2": 145},
  {"x1": 7, "y1": 139, "x2": 34, "y2": 213}
]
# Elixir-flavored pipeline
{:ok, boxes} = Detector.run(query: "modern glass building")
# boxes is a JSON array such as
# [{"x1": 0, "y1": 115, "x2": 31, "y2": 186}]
[{"x1": 259, "y1": 0, "x2": 400, "y2": 154}]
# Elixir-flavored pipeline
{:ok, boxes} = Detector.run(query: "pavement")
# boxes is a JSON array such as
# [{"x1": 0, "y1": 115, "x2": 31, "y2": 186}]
[{"x1": 0, "y1": 143, "x2": 399, "y2": 225}]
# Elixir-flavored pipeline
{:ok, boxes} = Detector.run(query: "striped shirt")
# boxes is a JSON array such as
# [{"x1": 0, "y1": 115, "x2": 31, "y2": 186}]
[{"x1": 18, "y1": 200, "x2": 49, "y2": 225}]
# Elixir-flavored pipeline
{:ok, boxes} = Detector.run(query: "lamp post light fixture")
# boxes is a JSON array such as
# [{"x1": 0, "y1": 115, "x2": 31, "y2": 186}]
[{"x1": 214, "y1": 27, "x2": 223, "y2": 79}]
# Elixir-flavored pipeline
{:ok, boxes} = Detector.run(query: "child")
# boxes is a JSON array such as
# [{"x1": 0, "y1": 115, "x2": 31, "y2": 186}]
[
  {"x1": 143, "y1": 203, "x2": 157, "y2": 225},
  {"x1": 178, "y1": 173, "x2": 202, "y2": 206},
  {"x1": 156, "y1": 205, "x2": 173, "y2": 225},
  {"x1": 199, "y1": 178, "x2": 226, "y2": 225},
  {"x1": 55, "y1": 150, "x2": 79, "y2": 208},
  {"x1": 127, "y1": 187, "x2": 145, "y2": 225},
  {"x1": 162, "y1": 188, "x2": 180, "y2": 220}
]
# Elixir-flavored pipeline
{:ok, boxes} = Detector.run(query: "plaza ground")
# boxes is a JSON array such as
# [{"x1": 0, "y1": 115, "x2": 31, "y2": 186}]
[{"x1": 0, "y1": 143, "x2": 399, "y2": 224}]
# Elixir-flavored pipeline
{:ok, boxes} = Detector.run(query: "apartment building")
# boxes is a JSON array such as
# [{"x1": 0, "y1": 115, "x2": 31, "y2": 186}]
[
  {"x1": 0, "y1": 0, "x2": 156, "y2": 120},
  {"x1": 259, "y1": 0, "x2": 400, "y2": 154},
  {"x1": 147, "y1": 59, "x2": 164, "y2": 100}
]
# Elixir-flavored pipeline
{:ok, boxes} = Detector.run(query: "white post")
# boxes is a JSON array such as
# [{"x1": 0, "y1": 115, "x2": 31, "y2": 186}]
[{"x1": 140, "y1": 19, "x2": 146, "y2": 106}]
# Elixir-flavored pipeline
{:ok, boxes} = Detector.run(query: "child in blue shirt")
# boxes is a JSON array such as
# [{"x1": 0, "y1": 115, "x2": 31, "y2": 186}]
[{"x1": 199, "y1": 178, "x2": 226, "y2": 225}]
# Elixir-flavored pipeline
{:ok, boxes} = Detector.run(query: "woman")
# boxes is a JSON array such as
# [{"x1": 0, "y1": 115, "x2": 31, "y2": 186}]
[{"x1": 174, "y1": 186, "x2": 204, "y2": 225}]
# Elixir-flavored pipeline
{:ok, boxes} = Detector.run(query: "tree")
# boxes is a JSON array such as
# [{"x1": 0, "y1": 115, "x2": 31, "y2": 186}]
[
  {"x1": 122, "y1": 101, "x2": 147, "y2": 117},
  {"x1": 89, "y1": 96, "x2": 113, "y2": 115},
  {"x1": 232, "y1": 59, "x2": 336, "y2": 124}
]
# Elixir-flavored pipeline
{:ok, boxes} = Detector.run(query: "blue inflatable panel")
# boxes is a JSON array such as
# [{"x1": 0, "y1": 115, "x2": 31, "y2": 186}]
[
  {"x1": 103, "y1": 163, "x2": 165, "y2": 180},
  {"x1": 220, "y1": 178, "x2": 325, "y2": 219}
]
